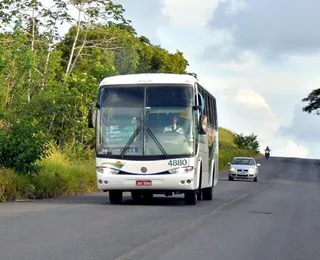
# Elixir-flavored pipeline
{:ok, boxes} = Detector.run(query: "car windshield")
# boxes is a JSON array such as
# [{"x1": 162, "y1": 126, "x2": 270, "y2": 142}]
[
  {"x1": 231, "y1": 158, "x2": 255, "y2": 165},
  {"x1": 96, "y1": 85, "x2": 194, "y2": 157}
]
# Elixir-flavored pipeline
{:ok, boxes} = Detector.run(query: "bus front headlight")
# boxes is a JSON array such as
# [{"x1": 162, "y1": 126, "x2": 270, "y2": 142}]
[
  {"x1": 169, "y1": 166, "x2": 193, "y2": 174},
  {"x1": 96, "y1": 167, "x2": 119, "y2": 175}
]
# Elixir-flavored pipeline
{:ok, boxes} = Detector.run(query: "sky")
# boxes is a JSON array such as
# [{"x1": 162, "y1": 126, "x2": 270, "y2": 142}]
[{"x1": 117, "y1": 0, "x2": 320, "y2": 159}]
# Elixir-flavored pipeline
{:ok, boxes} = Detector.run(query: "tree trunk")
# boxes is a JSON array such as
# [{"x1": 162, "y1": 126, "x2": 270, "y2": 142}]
[
  {"x1": 66, "y1": 8, "x2": 82, "y2": 76},
  {"x1": 27, "y1": 7, "x2": 36, "y2": 103}
]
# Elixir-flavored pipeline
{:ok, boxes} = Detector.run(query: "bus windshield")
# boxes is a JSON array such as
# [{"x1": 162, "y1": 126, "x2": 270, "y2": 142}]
[{"x1": 96, "y1": 85, "x2": 195, "y2": 158}]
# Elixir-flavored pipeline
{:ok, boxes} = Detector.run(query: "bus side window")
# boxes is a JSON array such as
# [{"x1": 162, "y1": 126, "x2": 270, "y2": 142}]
[
  {"x1": 206, "y1": 94, "x2": 211, "y2": 125},
  {"x1": 198, "y1": 85, "x2": 205, "y2": 114},
  {"x1": 196, "y1": 84, "x2": 202, "y2": 107},
  {"x1": 202, "y1": 91, "x2": 206, "y2": 116},
  {"x1": 209, "y1": 97, "x2": 214, "y2": 127},
  {"x1": 213, "y1": 98, "x2": 217, "y2": 128}
]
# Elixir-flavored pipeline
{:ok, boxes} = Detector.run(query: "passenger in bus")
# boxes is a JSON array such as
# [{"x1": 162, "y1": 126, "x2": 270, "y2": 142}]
[{"x1": 163, "y1": 116, "x2": 184, "y2": 134}]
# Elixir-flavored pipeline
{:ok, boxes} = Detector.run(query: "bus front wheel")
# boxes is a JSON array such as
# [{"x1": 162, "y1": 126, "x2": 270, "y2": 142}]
[
  {"x1": 184, "y1": 190, "x2": 197, "y2": 205},
  {"x1": 202, "y1": 186, "x2": 213, "y2": 200},
  {"x1": 202, "y1": 168, "x2": 214, "y2": 200},
  {"x1": 109, "y1": 191, "x2": 123, "y2": 204},
  {"x1": 131, "y1": 191, "x2": 143, "y2": 201}
]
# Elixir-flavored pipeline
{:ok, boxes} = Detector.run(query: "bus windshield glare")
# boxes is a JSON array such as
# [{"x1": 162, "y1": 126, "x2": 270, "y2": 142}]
[{"x1": 96, "y1": 85, "x2": 194, "y2": 158}]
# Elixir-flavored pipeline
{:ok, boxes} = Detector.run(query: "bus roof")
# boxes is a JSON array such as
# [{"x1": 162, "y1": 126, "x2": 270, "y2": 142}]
[{"x1": 99, "y1": 73, "x2": 199, "y2": 86}]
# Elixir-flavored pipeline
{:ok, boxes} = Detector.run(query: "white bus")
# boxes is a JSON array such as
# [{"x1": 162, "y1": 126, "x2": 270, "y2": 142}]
[{"x1": 88, "y1": 73, "x2": 218, "y2": 205}]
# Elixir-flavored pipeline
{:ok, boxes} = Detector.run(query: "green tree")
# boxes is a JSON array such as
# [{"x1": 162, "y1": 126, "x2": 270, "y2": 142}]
[
  {"x1": 302, "y1": 88, "x2": 320, "y2": 115},
  {"x1": 136, "y1": 44, "x2": 188, "y2": 74},
  {"x1": 234, "y1": 133, "x2": 260, "y2": 154},
  {"x1": 0, "y1": 29, "x2": 34, "y2": 116},
  {"x1": 0, "y1": 118, "x2": 51, "y2": 175},
  {"x1": 0, "y1": 0, "x2": 72, "y2": 101},
  {"x1": 64, "y1": 0, "x2": 128, "y2": 76}
]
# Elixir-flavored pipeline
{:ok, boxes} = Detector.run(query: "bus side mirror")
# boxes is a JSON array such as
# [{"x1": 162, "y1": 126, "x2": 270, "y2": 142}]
[
  {"x1": 192, "y1": 105, "x2": 201, "y2": 111},
  {"x1": 199, "y1": 115, "x2": 207, "y2": 134},
  {"x1": 88, "y1": 102, "x2": 97, "y2": 128}
]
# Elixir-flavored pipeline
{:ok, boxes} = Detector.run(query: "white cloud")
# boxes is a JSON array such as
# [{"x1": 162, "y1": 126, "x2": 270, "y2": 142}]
[
  {"x1": 235, "y1": 88, "x2": 272, "y2": 111},
  {"x1": 162, "y1": 0, "x2": 220, "y2": 28},
  {"x1": 206, "y1": 0, "x2": 320, "y2": 60},
  {"x1": 223, "y1": 0, "x2": 247, "y2": 16},
  {"x1": 270, "y1": 140, "x2": 309, "y2": 159},
  {"x1": 119, "y1": 0, "x2": 165, "y2": 44},
  {"x1": 278, "y1": 105, "x2": 320, "y2": 143},
  {"x1": 200, "y1": 77, "x2": 281, "y2": 145},
  {"x1": 285, "y1": 141, "x2": 309, "y2": 158},
  {"x1": 224, "y1": 89, "x2": 280, "y2": 139},
  {"x1": 162, "y1": 0, "x2": 248, "y2": 28}
]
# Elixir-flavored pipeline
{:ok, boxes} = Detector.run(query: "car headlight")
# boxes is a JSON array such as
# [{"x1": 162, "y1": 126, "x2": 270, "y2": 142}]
[
  {"x1": 96, "y1": 167, "x2": 119, "y2": 174},
  {"x1": 248, "y1": 168, "x2": 255, "y2": 174},
  {"x1": 230, "y1": 167, "x2": 236, "y2": 172},
  {"x1": 169, "y1": 166, "x2": 193, "y2": 174}
]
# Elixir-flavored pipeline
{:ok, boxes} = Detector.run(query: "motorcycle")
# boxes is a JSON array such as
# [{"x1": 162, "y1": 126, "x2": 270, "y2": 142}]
[{"x1": 265, "y1": 150, "x2": 270, "y2": 159}]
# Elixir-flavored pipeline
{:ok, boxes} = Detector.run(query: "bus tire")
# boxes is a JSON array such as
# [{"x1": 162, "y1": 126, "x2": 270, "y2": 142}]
[
  {"x1": 142, "y1": 191, "x2": 153, "y2": 202},
  {"x1": 197, "y1": 172, "x2": 202, "y2": 200},
  {"x1": 202, "y1": 186, "x2": 213, "y2": 200},
  {"x1": 202, "y1": 166, "x2": 214, "y2": 200},
  {"x1": 131, "y1": 191, "x2": 143, "y2": 201},
  {"x1": 184, "y1": 190, "x2": 197, "y2": 205},
  {"x1": 109, "y1": 191, "x2": 122, "y2": 204}
]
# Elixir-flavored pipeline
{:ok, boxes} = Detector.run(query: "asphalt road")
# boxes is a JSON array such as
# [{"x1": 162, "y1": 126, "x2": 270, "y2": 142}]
[{"x1": 1, "y1": 157, "x2": 320, "y2": 260}]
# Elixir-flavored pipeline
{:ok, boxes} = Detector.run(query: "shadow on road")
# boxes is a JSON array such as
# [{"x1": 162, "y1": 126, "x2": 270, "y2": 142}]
[{"x1": 33, "y1": 192, "x2": 190, "y2": 207}]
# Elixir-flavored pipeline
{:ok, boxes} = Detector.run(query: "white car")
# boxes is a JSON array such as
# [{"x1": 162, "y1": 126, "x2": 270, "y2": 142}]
[{"x1": 228, "y1": 157, "x2": 260, "y2": 182}]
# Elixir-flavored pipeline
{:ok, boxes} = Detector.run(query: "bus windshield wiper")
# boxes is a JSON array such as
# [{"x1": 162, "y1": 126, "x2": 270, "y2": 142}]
[
  {"x1": 120, "y1": 127, "x2": 141, "y2": 158},
  {"x1": 146, "y1": 128, "x2": 168, "y2": 158}
]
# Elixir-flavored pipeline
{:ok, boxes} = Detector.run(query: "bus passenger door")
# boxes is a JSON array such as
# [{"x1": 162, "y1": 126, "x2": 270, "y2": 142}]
[{"x1": 200, "y1": 131, "x2": 209, "y2": 187}]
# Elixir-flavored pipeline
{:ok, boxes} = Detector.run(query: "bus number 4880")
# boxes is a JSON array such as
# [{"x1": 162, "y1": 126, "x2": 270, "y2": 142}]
[{"x1": 168, "y1": 159, "x2": 187, "y2": 167}]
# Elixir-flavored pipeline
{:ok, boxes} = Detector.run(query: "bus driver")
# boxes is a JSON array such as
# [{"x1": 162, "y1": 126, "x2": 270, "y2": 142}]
[{"x1": 163, "y1": 116, "x2": 184, "y2": 135}]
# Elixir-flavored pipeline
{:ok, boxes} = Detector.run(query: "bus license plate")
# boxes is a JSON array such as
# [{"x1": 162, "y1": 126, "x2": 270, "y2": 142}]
[{"x1": 136, "y1": 180, "x2": 152, "y2": 186}]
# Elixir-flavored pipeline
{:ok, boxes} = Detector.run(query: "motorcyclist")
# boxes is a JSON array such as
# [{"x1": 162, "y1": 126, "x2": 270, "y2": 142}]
[{"x1": 265, "y1": 146, "x2": 271, "y2": 159}]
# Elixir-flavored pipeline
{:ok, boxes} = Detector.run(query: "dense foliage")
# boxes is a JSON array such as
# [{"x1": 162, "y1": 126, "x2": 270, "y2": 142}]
[
  {"x1": 233, "y1": 133, "x2": 260, "y2": 154},
  {"x1": 302, "y1": 88, "x2": 320, "y2": 115},
  {"x1": 0, "y1": 119, "x2": 51, "y2": 174}
]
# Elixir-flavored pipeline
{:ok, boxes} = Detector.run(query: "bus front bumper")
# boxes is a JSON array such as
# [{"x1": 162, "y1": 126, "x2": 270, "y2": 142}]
[{"x1": 96, "y1": 172, "x2": 197, "y2": 191}]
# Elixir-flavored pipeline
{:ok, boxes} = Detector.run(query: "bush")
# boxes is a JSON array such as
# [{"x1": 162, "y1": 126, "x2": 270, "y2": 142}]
[
  {"x1": 0, "y1": 120, "x2": 51, "y2": 175},
  {"x1": 0, "y1": 168, "x2": 34, "y2": 202},
  {"x1": 0, "y1": 150, "x2": 96, "y2": 202},
  {"x1": 32, "y1": 149, "x2": 96, "y2": 199}
]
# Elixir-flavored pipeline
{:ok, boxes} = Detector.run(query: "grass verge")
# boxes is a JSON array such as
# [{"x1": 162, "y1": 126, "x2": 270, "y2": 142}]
[{"x1": 0, "y1": 149, "x2": 96, "y2": 202}]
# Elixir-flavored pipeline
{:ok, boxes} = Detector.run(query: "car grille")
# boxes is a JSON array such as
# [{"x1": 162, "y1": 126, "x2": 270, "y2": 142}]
[{"x1": 237, "y1": 169, "x2": 248, "y2": 172}]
